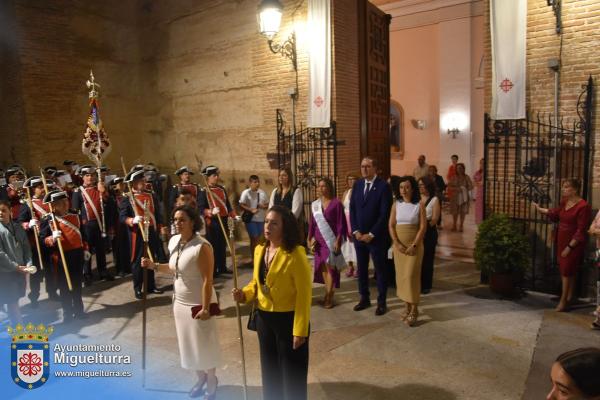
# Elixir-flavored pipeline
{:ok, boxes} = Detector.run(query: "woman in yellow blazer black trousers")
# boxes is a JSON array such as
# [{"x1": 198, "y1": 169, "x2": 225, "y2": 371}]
[{"x1": 232, "y1": 205, "x2": 312, "y2": 400}]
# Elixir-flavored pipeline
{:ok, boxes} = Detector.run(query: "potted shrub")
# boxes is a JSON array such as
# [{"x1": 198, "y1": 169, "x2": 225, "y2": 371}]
[{"x1": 474, "y1": 214, "x2": 531, "y2": 296}]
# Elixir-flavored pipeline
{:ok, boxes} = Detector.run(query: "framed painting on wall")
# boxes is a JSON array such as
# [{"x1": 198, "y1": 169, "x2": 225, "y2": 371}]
[{"x1": 390, "y1": 99, "x2": 404, "y2": 159}]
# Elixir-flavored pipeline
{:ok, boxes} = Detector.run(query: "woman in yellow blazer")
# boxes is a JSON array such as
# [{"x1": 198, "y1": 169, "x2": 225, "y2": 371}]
[{"x1": 232, "y1": 205, "x2": 312, "y2": 400}]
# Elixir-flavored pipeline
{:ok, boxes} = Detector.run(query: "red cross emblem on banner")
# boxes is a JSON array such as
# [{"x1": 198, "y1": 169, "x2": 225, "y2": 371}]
[
  {"x1": 313, "y1": 96, "x2": 324, "y2": 108},
  {"x1": 500, "y1": 78, "x2": 514, "y2": 93}
]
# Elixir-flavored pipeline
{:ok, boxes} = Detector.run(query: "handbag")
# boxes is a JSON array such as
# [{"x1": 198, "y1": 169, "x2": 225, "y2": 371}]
[
  {"x1": 328, "y1": 250, "x2": 346, "y2": 271},
  {"x1": 191, "y1": 303, "x2": 221, "y2": 318},
  {"x1": 241, "y1": 210, "x2": 253, "y2": 223},
  {"x1": 247, "y1": 302, "x2": 257, "y2": 331}
]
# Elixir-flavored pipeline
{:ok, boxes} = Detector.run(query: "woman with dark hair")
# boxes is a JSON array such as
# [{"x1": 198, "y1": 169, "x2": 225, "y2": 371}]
[
  {"x1": 534, "y1": 179, "x2": 591, "y2": 312},
  {"x1": 448, "y1": 162, "x2": 473, "y2": 232},
  {"x1": 548, "y1": 347, "x2": 600, "y2": 399},
  {"x1": 232, "y1": 205, "x2": 312, "y2": 400},
  {"x1": 308, "y1": 178, "x2": 345, "y2": 308},
  {"x1": 341, "y1": 174, "x2": 358, "y2": 277},
  {"x1": 388, "y1": 176, "x2": 427, "y2": 326},
  {"x1": 269, "y1": 168, "x2": 303, "y2": 220},
  {"x1": 418, "y1": 177, "x2": 440, "y2": 294},
  {"x1": 142, "y1": 205, "x2": 222, "y2": 399}
]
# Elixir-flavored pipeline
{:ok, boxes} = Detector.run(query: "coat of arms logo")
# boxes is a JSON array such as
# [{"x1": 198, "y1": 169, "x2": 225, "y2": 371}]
[{"x1": 8, "y1": 323, "x2": 53, "y2": 390}]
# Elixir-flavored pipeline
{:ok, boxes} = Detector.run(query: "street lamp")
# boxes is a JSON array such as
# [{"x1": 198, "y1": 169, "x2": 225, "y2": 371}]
[{"x1": 257, "y1": 0, "x2": 297, "y2": 71}]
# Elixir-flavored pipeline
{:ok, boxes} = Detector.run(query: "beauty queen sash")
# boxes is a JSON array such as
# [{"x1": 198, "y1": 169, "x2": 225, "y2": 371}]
[{"x1": 312, "y1": 199, "x2": 345, "y2": 269}]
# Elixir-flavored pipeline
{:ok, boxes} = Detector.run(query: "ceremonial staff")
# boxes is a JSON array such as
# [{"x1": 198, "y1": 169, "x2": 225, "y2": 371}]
[
  {"x1": 82, "y1": 70, "x2": 111, "y2": 238},
  {"x1": 23, "y1": 177, "x2": 45, "y2": 272},
  {"x1": 120, "y1": 157, "x2": 154, "y2": 262},
  {"x1": 141, "y1": 200, "x2": 150, "y2": 388},
  {"x1": 194, "y1": 155, "x2": 248, "y2": 400},
  {"x1": 39, "y1": 169, "x2": 73, "y2": 291}
]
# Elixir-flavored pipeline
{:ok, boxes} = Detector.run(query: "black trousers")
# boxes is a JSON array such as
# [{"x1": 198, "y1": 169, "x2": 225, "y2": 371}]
[
  {"x1": 112, "y1": 223, "x2": 131, "y2": 274},
  {"x1": 82, "y1": 220, "x2": 108, "y2": 277},
  {"x1": 206, "y1": 216, "x2": 229, "y2": 275},
  {"x1": 355, "y1": 242, "x2": 390, "y2": 306},
  {"x1": 131, "y1": 228, "x2": 160, "y2": 293},
  {"x1": 28, "y1": 246, "x2": 55, "y2": 301},
  {"x1": 58, "y1": 249, "x2": 84, "y2": 317},
  {"x1": 421, "y1": 226, "x2": 438, "y2": 291},
  {"x1": 256, "y1": 310, "x2": 309, "y2": 400}
]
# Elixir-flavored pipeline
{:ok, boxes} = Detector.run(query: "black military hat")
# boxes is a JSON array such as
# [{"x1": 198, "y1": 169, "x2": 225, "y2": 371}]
[
  {"x1": 43, "y1": 166, "x2": 57, "y2": 174},
  {"x1": 43, "y1": 189, "x2": 68, "y2": 204},
  {"x1": 201, "y1": 165, "x2": 219, "y2": 176},
  {"x1": 5, "y1": 167, "x2": 24, "y2": 180},
  {"x1": 23, "y1": 176, "x2": 43, "y2": 188},
  {"x1": 144, "y1": 164, "x2": 158, "y2": 172},
  {"x1": 63, "y1": 160, "x2": 76, "y2": 166},
  {"x1": 79, "y1": 166, "x2": 96, "y2": 175},
  {"x1": 76, "y1": 164, "x2": 93, "y2": 176},
  {"x1": 109, "y1": 177, "x2": 124, "y2": 186},
  {"x1": 125, "y1": 169, "x2": 145, "y2": 183},
  {"x1": 175, "y1": 166, "x2": 194, "y2": 176},
  {"x1": 51, "y1": 169, "x2": 69, "y2": 177},
  {"x1": 129, "y1": 164, "x2": 145, "y2": 173}
]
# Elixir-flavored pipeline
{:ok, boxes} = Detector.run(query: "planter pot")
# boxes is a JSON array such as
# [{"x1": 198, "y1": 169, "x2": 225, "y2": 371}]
[{"x1": 490, "y1": 272, "x2": 515, "y2": 297}]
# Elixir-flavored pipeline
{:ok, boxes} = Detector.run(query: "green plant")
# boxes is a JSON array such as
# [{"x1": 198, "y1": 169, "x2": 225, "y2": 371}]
[{"x1": 474, "y1": 213, "x2": 531, "y2": 275}]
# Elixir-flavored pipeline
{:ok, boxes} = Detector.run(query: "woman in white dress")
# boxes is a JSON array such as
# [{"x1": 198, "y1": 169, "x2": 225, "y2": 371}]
[
  {"x1": 341, "y1": 174, "x2": 358, "y2": 277},
  {"x1": 142, "y1": 205, "x2": 222, "y2": 399}
]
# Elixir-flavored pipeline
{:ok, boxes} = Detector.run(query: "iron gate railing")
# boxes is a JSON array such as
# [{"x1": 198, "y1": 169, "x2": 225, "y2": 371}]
[
  {"x1": 276, "y1": 109, "x2": 339, "y2": 219},
  {"x1": 483, "y1": 76, "x2": 594, "y2": 293}
]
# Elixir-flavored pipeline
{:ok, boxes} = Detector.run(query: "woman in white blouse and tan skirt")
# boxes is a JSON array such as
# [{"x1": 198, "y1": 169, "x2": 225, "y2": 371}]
[
  {"x1": 142, "y1": 205, "x2": 222, "y2": 399},
  {"x1": 389, "y1": 176, "x2": 427, "y2": 326}
]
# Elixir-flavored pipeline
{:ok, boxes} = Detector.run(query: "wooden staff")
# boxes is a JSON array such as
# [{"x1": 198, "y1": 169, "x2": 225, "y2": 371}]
[
  {"x1": 141, "y1": 200, "x2": 150, "y2": 388},
  {"x1": 23, "y1": 180, "x2": 45, "y2": 271},
  {"x1": 195, "y1": 155, "x2": 247, "y2": 400},
  {"x1": 120, "y1": 157, "x2": 153, "y2": 262},
  {"x1": 39, "y1": 169, "x2": 73, "y2": 291}
]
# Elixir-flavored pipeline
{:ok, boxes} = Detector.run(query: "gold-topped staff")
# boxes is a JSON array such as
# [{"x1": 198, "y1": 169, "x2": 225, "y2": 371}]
[
  {"x1": 39, "y1": 169, "x2": 73, "y2": 291},
  {"x1": 82, "y1": 70, "x2": 111, "y2": 238},
  {"x1": 141, "y1": 200, "x2": 150, "y2": 388},
  {"x1": 194, "y1": 155, "x2": 247, "y2": 400}
]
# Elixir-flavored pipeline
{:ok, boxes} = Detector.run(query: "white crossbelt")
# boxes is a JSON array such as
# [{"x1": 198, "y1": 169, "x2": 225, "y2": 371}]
[{"x1": 79, "y1": 186, "x2": 105, "y2": 232}]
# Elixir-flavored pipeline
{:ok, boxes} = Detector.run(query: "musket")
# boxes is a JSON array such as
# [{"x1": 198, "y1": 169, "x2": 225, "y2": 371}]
[
  {"x1": 195, "y1": 155, "x2": 247, "y2": 400},
  {"x1": 141, "y1": 199, "x2": 150, "y2": 388},
  {"x1": 120, "y1": 157, "x2": 154, "y2": 262},
  {"x1": 23, "y1": 178, "x2": 45, "y2": 272},
  {"x1": 39, "y1": 169, "x2": 73, "y2": 291}
]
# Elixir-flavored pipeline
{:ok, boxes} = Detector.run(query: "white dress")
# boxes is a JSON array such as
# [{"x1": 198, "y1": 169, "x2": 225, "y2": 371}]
[
  {"x1": 341, "y1": 189, "x2": 357, "y2": 263},
  {"x1": 169, "y1": 234, "x2": 222, "y2": 370}
]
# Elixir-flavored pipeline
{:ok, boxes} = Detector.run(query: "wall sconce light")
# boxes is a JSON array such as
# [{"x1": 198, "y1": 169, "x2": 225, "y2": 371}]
[
  {"x1": 257, "y1": 0, "x2": 297, "y2": 71},
  {"x1": 441, "y1": 112, "x2": 467, "y2": 140},
  {"x1": 411, "y1": 119, "x2": 426, "y2": 130},
  {"x1": 547, "y1": 0, "x2": 561, "y2": 34}
]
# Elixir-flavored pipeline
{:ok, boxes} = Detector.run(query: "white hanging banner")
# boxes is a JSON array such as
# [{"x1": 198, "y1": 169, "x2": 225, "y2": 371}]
[
  {"x1": 490, "y1": 0, "x2": 526, "y2": 120},
  {"x1": 307, "y1": 0, "x2": 331, "y2": 128}
]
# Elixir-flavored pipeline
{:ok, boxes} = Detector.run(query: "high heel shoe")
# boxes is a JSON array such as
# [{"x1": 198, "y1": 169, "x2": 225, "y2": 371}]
[
  {"x1": 405, "y1": 307, "x2": 419, "y2": 327},
  {"x1": 324, "y1": 292, "x2": 334, "y2": 309},
  {"x1": 203, "y1": 376, "x2": 218, "y2": 400},
  {"x1": 345, "y1": 266, "x2": 355, "y2": 278},
  {"x1": 189, "y1": 374, "x2": 207, "y2": 398},
  {"x1": 400, "y1": 304, "x2": 412, "y2": 321}
]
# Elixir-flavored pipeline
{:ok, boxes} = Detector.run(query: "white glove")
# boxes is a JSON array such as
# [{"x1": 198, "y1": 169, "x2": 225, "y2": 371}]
[
  {"x1": 29, "y1": 219, "x2": 38, "y2": 228},
  {"x1": 211, "y1": 207, "x2": 220, "y2": 215},
  {"x1": 23, "y1": 265, "x2": 37, "y2": 274},
  {"x1": 132, "y1": 215, "x2": 143, "y2": 225},
  {"x1": 84, "y1": 250, "x2": 92, "y2": 261},
  {"x1": 235, "y1": 215, "x2": 242, "y2": 222},
  {"x1": 52, "y1": 230, "x2": 62, "y2": 240}
]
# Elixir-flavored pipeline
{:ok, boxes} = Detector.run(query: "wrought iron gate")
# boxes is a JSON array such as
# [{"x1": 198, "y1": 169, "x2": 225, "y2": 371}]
[
  {"x1": 276, "y1": 109, "x2": 339, "y2": 218},
  {"x1": 483, "y1": 77, "x2": 594, "y2": 292}
]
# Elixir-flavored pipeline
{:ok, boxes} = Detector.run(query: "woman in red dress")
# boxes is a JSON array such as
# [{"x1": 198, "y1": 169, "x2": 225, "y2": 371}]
[{"x1": 534, "y1": 179, "x2": 591, "y2": 311}]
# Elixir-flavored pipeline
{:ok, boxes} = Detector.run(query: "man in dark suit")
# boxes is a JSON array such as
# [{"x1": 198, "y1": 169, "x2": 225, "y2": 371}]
[{"x1": 350, "y1": 157, "x2": 393, "y2": 315}]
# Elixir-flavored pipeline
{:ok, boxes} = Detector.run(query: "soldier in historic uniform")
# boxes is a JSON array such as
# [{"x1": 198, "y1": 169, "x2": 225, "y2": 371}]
[
  {"x1": 39, "y1": 190, "x2": 87, "y2": 322},
  {"x1": 63, "y1": 160, "x2": 83, "y2": 187},
  {"x1": 107, "y1": 176, "x2": 130, "y2": 277},
  {"x1": 119, "y1": 169, "x2": 166, "y2": 299},
  {"x1": 17, "y1": 176, "x2": 58, "y2": 306},
  {"x1": 1, "y1": 167, "x2": 26, "y2": 220},
  {"x1": 71, "y1": 165, "x2": 114, "y2": 285},
  {"x1": 198, "y1": 165, "x2": 237, "y2": 277},
  {"x1": 168, "y1": 166, "x2": 200, "y2": 215}
]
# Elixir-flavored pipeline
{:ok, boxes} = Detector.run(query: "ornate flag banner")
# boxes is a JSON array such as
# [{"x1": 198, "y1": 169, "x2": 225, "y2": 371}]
[
  {"x1": 490, "y1": 0, "x2": 526, "y2": 120},
  {"x1": 82, "y1": 71, "x2": 112, "y2": 165},
  {"x1": 307, "y1": 0, "x2": 331, "y2": 128}
]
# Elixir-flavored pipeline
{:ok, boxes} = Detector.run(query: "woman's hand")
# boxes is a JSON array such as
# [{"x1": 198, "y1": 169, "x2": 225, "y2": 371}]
[
  {"x1": 195, "y1": 309, "x2": 211, "y2": 320},
  {"x1": 293, "y1": 336, "x2": 306, "y2": 350},
  {"x1": 405, "y1": 245, "x2": 416, "y2": 256},
  {"x1": 561, "y1": 246, "x2": 571, "y2": 258},
  {"x1": 393, "y1": 241, "x2": 406, "y2": 254},
  {"x1": 141, "y1": 257, "x2": 155, "y2": 270},
  {"x1": 231, "y1": 288, "x2": 245, "y2": 303}
]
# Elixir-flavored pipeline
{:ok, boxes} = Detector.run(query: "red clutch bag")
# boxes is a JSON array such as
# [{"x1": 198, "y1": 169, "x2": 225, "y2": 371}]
[{"x1": 191, "y1": 303, "x2": 221, "y2": 318}]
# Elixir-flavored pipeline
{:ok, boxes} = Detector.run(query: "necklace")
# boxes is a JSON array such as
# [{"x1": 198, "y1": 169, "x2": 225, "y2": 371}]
[{"x1": 262, "y1": 245, "x2": 278, "y2": 294}]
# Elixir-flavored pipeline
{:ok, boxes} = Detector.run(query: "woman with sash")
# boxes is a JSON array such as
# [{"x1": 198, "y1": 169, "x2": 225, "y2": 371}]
[
  {"x1": 341, "y1": 174, "x2": 358, "y2": 277},
  {"x1": 308, "y1": 178, "x2": 345, "y2": 309}
]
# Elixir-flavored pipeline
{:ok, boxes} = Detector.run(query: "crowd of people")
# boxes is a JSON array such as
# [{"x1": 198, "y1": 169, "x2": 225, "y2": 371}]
[{"x1": 1, "y1": 154, "x2": 599, "y2": 399}]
